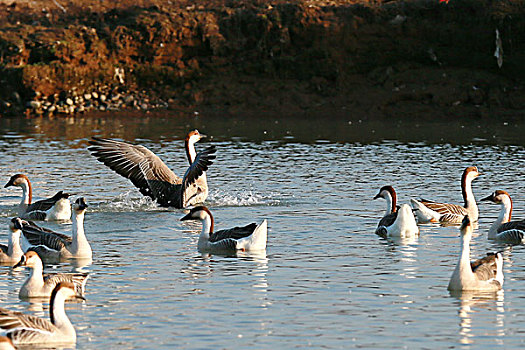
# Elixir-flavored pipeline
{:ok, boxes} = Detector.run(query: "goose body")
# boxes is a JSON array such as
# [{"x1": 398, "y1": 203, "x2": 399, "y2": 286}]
[
  {"x1": 4, "y1": 174, "x2": 71, "y2": 221},
  {"x1": 481, "y1": 190, "x2": 525, "y2": 244},
  {"x1": 411, "y1": 166, "x2": 481, "y2": 224},
  {"x1": 374, "y1": 186, "x2": 418, "y2": 237},
  {"x1": 448, "y1": 216, "x2": 503, "y2": 292},
  {"x1": 88, "y1": 130, "x2": 216, "y2": 208},
  {"x1": 15, "y1": 251, "x2": 89, "y2": 299},
  {"x1": 181, "y1": 206, "x2": 267, "y2": 252},
  {"x1": 0, "y1": 282, "x2": 79, "y2": 345},
  {"x1": 21, "y1": 198, "x2": 92, "y2": 261},
  {"x1": 0, "y1": 218, "x2": 25, "y2": 265}
]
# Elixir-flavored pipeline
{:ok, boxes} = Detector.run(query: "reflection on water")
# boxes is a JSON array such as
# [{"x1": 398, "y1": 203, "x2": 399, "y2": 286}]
[
  {"x1": 451, "y1": 290, "x2": 505, "y2": 345},
  {"x1": 0, "y1": 113, "x2": 525, "y2": 348}
]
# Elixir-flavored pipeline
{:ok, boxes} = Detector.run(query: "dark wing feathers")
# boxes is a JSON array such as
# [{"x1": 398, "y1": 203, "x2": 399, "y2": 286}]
[
  {"x1": 25, "y1": 191, "x2": 69, "y2": 213},
  {"x1": 21, "y1": 222, "x2": 70, "y2": 251},
  {"x1": 88, "y1": 137, "x2": 181, "y2": 200},
  {"x1": 377, "y1": 212, "x2": 397, "y2": 230},
  {"x1": 498, "y1": 220, "x2": 525, "y2": 233},
  {"x1": 471, "y1": 253, "x2": 498, "y2": 282},
  {"x1": 210, "y1": 223, "x2": 257, "y2": 243},
  {"x1": 180, "y1": 146, "x2": 216, "y2": 207}
]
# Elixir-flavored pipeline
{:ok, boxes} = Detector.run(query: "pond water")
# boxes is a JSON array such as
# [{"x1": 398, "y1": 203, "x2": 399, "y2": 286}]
[{"x1": 0, "y1": 112, "x2": 525, "y2": 349}]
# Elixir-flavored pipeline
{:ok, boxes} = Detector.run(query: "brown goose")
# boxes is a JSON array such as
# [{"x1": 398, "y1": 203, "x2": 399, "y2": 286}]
[
  {"x1": 0, "y1": 282, "x2": 80, "y2": 345},
  {"x1": 4, "y1": 174, "x2": 71, "y2": 221},
  {"x1": 88, "y1": 130, "x2": 216, "y2": 208},
  {"x1": 410, "y1": 166, "x2": 481, "y2": 224},
  {"x1": 14, "y1": 251, "x2": 89, "y2": 299},
  {"x1": 481, "y1": 190, "x2": 525, "y2": 244}
]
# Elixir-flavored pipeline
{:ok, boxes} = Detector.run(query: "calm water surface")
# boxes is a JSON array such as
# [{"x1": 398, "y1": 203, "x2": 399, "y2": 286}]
[{"x1": 0, "y1": 112, "x2": 525, "y2": 349}]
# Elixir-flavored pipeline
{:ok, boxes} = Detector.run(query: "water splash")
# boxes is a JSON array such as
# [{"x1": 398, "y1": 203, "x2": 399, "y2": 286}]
[
  {"x1": 93, "y1": 191, "x2": 162, "y2": 212},
  {"x1": 207, "y1": 189, "x2": 282, "y2": 207}
]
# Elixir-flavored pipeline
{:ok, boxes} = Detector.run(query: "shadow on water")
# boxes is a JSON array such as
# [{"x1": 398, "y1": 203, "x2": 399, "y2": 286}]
[{"x1": 0, "y1": 111, "x2": 525, "y2": 146}]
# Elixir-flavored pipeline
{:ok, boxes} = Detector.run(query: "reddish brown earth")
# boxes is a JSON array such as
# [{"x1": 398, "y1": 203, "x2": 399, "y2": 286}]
[{"x1": 0, "y1": 0, "x2": 524, "y2": 118}]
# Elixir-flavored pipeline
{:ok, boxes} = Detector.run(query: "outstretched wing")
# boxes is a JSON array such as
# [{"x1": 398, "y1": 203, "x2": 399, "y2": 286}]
[
  {"x1": 21, "y1": 221, "x2": 70, "y2": 252},
  {"x1": 180, "y1": 146, "x2": 216, "y2": 207},
  {"x1": 88, "y1": 137, "x2": 181, "y2": 200},
  {"x1": 25, "y1": 191, "x2": 70, "y2": 214},
  {"x1": 210, "y1": 223, "x2": 257, "y2": 243}
]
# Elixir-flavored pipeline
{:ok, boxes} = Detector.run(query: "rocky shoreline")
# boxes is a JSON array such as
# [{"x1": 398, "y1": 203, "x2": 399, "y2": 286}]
[{"x1": 1, "y1": 0, "x2": 524, "y2": 118}]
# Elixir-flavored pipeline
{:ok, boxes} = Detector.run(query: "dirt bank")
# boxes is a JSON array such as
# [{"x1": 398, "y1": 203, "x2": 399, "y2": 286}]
[{"x1": 0, "y1": 0, "x2": 524, "y2": 118}]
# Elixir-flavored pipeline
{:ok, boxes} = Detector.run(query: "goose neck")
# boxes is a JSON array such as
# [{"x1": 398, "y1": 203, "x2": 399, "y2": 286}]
[{"x1": 50, "y1": 289, "x2": 75, "y2": 336}]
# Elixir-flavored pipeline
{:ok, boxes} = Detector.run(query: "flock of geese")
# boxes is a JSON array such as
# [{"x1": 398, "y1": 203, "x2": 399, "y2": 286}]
[
  {"x1": 0, "y1": 130, "x2": 520, "y2": 347},
  {"x1": 0, "y1": 130, "x2": 268, "y2": 348},
  {"x1": 375, "y1": 166, "x2": 524, "y2": 294}
]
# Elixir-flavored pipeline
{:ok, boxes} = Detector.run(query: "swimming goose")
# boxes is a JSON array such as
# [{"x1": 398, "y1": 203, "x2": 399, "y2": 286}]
[
  {"x1": 88, "y1": 130, "x2": 216, "y2": 208},
  {"x1": 410, "y1": 166, "x2": 481, "y2": 224},
  {"x1": 21, "y1": 197, "x2": 92, "y2": 261},
  {"x1": 14, "y1": 251, "x2": 89, "y2": 299},
  {"x1": 180, "y1": 206, "x2": 267, "y2": 252},
  {"x1": 0, "y1": 218, "x2": 25, "y2": 265},
  {"x1": 448, "y1": 215, "x2": 504, "y2": 292},
  {"x1": 0, "y1": 282, "x2": 80, "y2": 345},
  {"x1": 4, "y1": 174, "x2": 71, "y2": 221},
  {"x1": 481, "y1": 190, "x2": 525, "y2": 244},
  {"x1": 374, "y1": 186, "x2": 418, "y2": 237}
]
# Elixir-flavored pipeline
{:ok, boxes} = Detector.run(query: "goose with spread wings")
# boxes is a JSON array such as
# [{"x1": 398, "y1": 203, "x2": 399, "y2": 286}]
[{"x1": 88, "y1": 131, "x2": 216, "y2": 208}]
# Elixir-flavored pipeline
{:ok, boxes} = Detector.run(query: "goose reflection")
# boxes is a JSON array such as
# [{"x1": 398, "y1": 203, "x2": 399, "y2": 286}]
[{"x1": 450, "y1": 290, "x2": 505, "y2": 345}]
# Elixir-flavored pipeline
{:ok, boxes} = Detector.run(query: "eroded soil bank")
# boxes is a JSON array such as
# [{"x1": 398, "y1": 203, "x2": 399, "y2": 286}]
[{"x1": 0, "y1": 0, "x2": 524, "y2": 119}]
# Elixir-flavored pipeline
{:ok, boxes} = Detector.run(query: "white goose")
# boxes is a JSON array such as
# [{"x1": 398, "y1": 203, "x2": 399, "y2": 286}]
[
  {"x1": 481, "y1": 190, "x2": 525, "y2": 244},
  {"x1": 14, "y1": 251, "x2": 89, "y2": 299},
  {"x1": 0, "y1": 282, "x2": 80, "y2": 345},
  {"x1": 181, "y1": 206, "x2": 267, "y2": 252},
  {"x1": 88, "y1": 130, "x2": 216, "y2": 208},
  {"x1": 21, "y1": 197, "x2": 92, "y2": 261},
  {"x1": 411, "y1": 166, "x2": 481, "y2": 224},
  {"x1": 448, "y1": 215, "x2": 504, "y2": 292},
  {"x1": 374, "y1": 186, "x2": 418, "y2": 237},
  {"x1": 0, "y1": 218, "x2": 25, "y2": 265},
  {"x1": 4, "y1": 174, "x2": 71, "y2": 221}
]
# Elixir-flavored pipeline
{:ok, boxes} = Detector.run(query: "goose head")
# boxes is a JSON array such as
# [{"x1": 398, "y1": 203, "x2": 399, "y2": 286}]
[
  {"x1": 180, "y1": 206, "x2": 213, "y2": 222},
  {"x1": 373, "y1": 185, "x2": 396, "y2": 201},
  {"x1": 462, "y1": 166, "x2": 482, "y2": 181},
  {"x1": 480, "y1": 190, "x2": 511, "y2": 204},
  {"x1": 9, "y1": 217, "x2": 25, "y2": 232},
  {"x1": 13, "y1": 251, "x2": 42, "y2": 269},
  {"x1": 186, "y1": 130, "x2": 206, "y2": 144},
  {"x1": 4, "y1": 174, "x2": 29, "y2": 188},
  {"x1": 52, "y1": 282, "x2": 83, "y2": 301},
  {"x1": 460, "y1": 215, "x2": 473, "y2": 236},
  {"x1": 73, "y1": 197, "x2": 88, "y2": 212}
]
